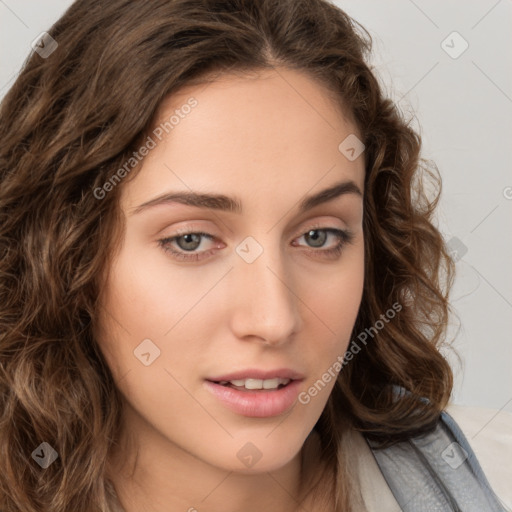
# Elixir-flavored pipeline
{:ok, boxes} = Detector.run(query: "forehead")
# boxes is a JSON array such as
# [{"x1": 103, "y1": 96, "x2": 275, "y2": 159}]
[
  {"x1": 154, "y1": 67, "x2": 359, "y2": 144},
  {"x1": 121, "y1": 67, "x2": 365, "y2": 212}
]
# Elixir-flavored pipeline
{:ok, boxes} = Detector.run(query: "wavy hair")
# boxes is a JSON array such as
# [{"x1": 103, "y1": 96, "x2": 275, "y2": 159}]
[{"x1": 0, "y1": 0, "x2": 457, "y2": 510}]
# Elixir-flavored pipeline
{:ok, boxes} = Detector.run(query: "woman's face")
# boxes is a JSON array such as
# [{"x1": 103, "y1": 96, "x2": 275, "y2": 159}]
[{"x1": 96, "y1": 67, "x2": 365, "y2": 475}]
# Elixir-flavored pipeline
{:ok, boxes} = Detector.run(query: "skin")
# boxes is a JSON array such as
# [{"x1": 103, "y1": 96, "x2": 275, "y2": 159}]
[{"x1": 96, "y1": 66, "x2": 365, "y2": 512}]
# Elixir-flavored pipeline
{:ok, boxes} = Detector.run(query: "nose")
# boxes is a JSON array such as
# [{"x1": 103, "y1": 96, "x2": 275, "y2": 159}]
[{"x1": 228, "y1": 242, "x2": 302, "y2": 346}]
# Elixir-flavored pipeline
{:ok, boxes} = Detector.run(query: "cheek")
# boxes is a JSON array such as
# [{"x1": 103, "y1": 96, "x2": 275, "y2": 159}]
[
  {"x1": 94, "y1": 239, "x2": 227, "y2": 393},
  {"x1": 98, "y1": 240, "x2": 203, "y2": 339},
  {"x1": 298, "y1": 241, "x2": 365, "y2": 402},
  {"x1": 314, "y1": 240, "x2": 365, "y2": 344},
  {"x1": 94, "y1": 252, "x2": 218, "y2": 451}
]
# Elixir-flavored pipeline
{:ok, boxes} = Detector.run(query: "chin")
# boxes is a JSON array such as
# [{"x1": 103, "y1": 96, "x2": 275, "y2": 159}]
[{"x1": 196, "y1": 429, "x2": 308, "y2": 475}]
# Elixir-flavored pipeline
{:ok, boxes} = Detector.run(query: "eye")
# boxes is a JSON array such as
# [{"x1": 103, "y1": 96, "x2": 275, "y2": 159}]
[
  {"x1": 157, "y1": 225, "x2": 355, "y2": 262},
  {"x1": 293, "y1": 226, "x2": 355, "y2": 259},
  {"x1": 158, "y1": 231, "x2": 217, "y2": 262}
]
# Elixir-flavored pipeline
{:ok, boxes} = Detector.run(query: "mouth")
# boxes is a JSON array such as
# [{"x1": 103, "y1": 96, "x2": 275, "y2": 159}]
[{"x1": 203, "y1": 369, "x2": 304, "y2": 418}]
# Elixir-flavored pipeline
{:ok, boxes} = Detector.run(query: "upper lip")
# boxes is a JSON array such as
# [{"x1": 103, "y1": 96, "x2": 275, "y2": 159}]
[{"x1": 207, "y1": 368, "x2": 305, "y2": 382}]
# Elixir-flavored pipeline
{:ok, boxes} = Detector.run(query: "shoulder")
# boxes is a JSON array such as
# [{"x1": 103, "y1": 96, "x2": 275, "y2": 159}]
[{"x1": 444, "y1": 402, "x2": 512, "y2": 511}]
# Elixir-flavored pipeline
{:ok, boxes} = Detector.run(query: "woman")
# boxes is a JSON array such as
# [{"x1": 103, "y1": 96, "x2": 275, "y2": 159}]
[{"x1": 0, "y1": 0, "x2": 510, "y2": 511}]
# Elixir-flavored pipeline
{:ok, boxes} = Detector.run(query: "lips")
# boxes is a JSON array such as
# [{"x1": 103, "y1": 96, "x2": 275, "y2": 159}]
[{"x1": 204, "y1": 368, "x2": 305, "y2": 417}]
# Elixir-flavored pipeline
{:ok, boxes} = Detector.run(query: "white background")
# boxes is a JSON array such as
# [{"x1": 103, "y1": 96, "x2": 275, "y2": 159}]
[{"x1": 1, "y1": 0, "x2": 511, "y2": 412}]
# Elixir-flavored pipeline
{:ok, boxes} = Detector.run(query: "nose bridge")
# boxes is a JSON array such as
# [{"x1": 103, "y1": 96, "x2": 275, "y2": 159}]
[{"x1": 229, "y1": 234, "x2": 301, "y2": 344}]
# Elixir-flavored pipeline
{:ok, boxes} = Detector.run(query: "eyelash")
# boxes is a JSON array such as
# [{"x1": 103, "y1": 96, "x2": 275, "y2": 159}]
[{"x1": 157, "y1": 224, "x2": 355, "y2": 262}]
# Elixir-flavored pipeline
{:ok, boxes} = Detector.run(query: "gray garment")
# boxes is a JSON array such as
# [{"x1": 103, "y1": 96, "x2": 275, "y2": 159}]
[{"x1": 367, "y1": 404, "x2": 508, "y2": 511}]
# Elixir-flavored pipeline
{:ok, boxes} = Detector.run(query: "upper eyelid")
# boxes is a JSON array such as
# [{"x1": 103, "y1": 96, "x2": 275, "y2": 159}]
[{"x1": 167, "y1": 217, "x2": 348, "y2": 238}]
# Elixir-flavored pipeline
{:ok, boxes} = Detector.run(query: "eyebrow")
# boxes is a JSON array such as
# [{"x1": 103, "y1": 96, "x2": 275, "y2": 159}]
[{"x1": 130, "y1": 179, "x2": 362, "y2": 216}]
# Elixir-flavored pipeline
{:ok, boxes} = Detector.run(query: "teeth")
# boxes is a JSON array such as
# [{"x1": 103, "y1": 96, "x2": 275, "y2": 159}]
[
  {"x1": 245, "y1": 379, "x2": 263, "y2": 390},
  {"x1": 225, "y1": 378, "x2": 291, "y2": 390},
  {"x1": 263, "y1": 378, "x2": 279, "y2": 390}
]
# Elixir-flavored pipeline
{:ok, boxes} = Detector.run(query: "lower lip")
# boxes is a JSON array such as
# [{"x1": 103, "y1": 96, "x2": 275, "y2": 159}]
[{"x1": 203, "y1": 379, "x2": 302, "y2": 418}]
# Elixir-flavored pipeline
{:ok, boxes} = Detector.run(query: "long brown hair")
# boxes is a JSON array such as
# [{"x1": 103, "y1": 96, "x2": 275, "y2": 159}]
[{"x1": 0, "y1": 0, "x2": 457, "y2": 510}]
